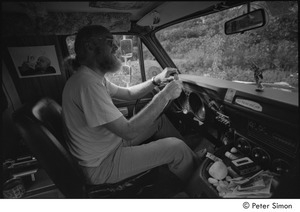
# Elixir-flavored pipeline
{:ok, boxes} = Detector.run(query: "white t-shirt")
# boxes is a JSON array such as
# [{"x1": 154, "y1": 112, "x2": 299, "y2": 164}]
[{"x1": 62, "y1": 65, "x2": 123, "y2": 167}]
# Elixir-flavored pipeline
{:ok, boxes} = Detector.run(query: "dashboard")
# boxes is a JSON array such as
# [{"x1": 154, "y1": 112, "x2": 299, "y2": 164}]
[{"x1": 172, "y1": 74, "x2": 299, "y2": 175}]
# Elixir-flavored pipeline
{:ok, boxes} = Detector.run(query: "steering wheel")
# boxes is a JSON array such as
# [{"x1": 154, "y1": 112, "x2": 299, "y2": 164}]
[
  {"x1": 156, "y1": 84, "x2": 177, "y2": 116},
  {"x1": 132, "y1": 85, "x2": 174, "y2": 117},
  {"x1": 133, "y1": 73, "x2": 180, "y2": 116}
]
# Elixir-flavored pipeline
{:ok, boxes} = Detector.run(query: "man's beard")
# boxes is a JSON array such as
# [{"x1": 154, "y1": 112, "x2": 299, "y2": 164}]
[{"x1": 95, "y1": 48, "x2": 122, "y2": 74}]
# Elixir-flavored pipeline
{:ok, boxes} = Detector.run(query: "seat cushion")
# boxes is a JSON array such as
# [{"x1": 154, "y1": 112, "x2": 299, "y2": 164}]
[{"x1": 86, "y1": 168, "x2": 159, "y2": 198}]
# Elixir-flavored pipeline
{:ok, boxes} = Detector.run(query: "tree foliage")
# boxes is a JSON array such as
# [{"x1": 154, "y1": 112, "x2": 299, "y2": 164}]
[{"x1": 156, "y1": 1, "x2": 298, "y2": 87}]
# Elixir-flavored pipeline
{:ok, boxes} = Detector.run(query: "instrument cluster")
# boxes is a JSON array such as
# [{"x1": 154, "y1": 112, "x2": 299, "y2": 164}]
[
  {"x1": 171, "y1": 90, "x2": 207, "y2": 123},
  {"x1": 171, "y1": 88, "x2": 230, "y2": 130}
]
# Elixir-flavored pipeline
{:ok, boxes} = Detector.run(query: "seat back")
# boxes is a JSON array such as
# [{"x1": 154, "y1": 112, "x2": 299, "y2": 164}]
[
  {"x1": 13, "y1": 98, "x2": 86, "y2": 198},
  {"x1": 32, "y1": 98, "x2": 67, "y2": 149}
]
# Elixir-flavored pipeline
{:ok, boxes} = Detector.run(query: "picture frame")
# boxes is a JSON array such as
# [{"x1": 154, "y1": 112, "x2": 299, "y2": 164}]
[{"x1": 8, "y1": 45, "x2": 61, "y2": 78}]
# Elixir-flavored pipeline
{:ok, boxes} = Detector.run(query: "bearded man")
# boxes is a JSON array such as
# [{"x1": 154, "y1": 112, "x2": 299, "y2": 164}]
[{"x1": 62, "y1": 25, "x2": 204, "y2": 191}]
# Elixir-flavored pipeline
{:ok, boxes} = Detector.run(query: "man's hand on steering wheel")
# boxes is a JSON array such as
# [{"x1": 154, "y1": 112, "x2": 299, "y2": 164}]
[
  {"x1": 155, "y1": 67, "x2": 182, "y2": 115},
  {"x1": 153, "y1": 67, "x2": 179, "y2": 86},
  {"x1": 134, "y1": 68, "x2": 180, "y2": 116},
  {"x1": 161, "y1": 80, "x2": 183, "y2": 101}
]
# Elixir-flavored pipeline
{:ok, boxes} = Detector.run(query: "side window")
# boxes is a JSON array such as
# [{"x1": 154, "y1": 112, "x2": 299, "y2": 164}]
[
  {"x1": 142, "y1": 43, "x2": 163, "y2": 80},
  {"x1": 65, "y1": 35, "x2": 143, "y2": 87}
]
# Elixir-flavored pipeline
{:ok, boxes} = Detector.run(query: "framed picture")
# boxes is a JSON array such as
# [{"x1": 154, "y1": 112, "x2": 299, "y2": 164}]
[{"x1": 8, "y1": 45, "x2": 61, "y2": 78}]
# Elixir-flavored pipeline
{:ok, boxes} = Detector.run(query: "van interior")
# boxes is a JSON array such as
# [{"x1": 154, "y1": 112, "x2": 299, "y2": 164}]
[{"x1": 2, "y1": 1, "x2": 299, "y2": 199}]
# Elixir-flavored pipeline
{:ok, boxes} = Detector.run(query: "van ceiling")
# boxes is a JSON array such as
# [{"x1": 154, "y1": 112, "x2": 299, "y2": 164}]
[
  {"x1": 2, "y1": 1, "x2": 245, "y2": 36},
  {"x1": 1, "y1": 1, "x2": 164, "y2": 36},
  {"x1": 2, "y1": 2, "x2": 164, "y2": 21}
]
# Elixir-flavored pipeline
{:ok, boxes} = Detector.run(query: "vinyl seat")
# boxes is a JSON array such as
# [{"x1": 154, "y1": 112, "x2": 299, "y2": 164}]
[{"x1": 13, "y1": 97, "x2": 159, "y2": 198}]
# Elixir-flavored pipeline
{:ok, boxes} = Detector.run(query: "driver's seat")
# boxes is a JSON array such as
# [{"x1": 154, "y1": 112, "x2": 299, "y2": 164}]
[{"x1": 13, "y1": 97, "x2": 159, "y2": 198}]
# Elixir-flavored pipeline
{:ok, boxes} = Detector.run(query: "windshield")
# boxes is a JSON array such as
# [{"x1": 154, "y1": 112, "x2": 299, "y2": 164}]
[{"x1": 156, "y1": 1, "x2": 298, "y2": 91}]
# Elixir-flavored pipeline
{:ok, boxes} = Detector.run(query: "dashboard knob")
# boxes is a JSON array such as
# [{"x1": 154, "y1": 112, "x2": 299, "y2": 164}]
[
  {"x1": 251, "y1": 147, "x2": 271, "y2": 167},
  {"x1": 183, "y1": 109, "x2": 188, "y2": 114},
  {"x1": 272, "y1": 159, "x2": 290, "y2": 175}
]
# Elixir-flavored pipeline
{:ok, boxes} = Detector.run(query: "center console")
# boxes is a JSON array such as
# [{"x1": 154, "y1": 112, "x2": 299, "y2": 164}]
[
  {"x1": 185, "y1": 100, "x2": 299, "y2": 198},
  {"x1": 186, "y1": 114, "x2": 299, "y2": 198},
  {"x1": 186, "y1": 144, "x2": 277, "y2": 198}
]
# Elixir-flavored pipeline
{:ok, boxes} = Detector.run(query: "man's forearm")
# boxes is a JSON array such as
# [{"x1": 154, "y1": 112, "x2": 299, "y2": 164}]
[
  {"x1": 103, "y1": 80, "x2": 181, "y2": 144},
  {"x1": 127, "y1": 79, "x2": 155, "y2": 99},
  {"x1": 127, "y1": 90, "x2": 169, "y2": 143}
]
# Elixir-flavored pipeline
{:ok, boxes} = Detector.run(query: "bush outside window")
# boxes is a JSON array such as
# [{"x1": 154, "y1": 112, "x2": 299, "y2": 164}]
[{"x1": 155, "y1": 2, "x2": 298, "y2": 89}]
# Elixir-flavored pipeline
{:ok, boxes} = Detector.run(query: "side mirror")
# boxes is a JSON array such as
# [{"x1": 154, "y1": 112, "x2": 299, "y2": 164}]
[
  {"x1": 225, "y1": 9, "x2": 266, "y2": 35},
  {"x1": 120, "y1": 39, "x2": 133, "y2": 57}
]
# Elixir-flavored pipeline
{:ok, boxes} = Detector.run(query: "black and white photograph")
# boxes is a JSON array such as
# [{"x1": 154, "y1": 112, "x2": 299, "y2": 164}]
[
  {"x1": 8, "y1": 45, "x2": 61, "y2": 78},
  {"x1": 1, "y1": 1, "x2": 299, "y2": 212}
]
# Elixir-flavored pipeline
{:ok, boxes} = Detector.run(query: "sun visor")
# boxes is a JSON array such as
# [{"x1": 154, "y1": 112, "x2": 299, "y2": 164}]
[{"x1": 2, "y1": 12, "x2": 131, "y2": 37}]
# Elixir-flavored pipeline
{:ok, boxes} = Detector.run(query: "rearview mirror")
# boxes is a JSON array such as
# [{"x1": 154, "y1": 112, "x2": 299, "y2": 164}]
[
  {"x1": 225, "y1": 9, "x2": 266, "y2": 35},
  {"x1": 120, "y1": 39, "x2": 133, "y2": 57}
]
